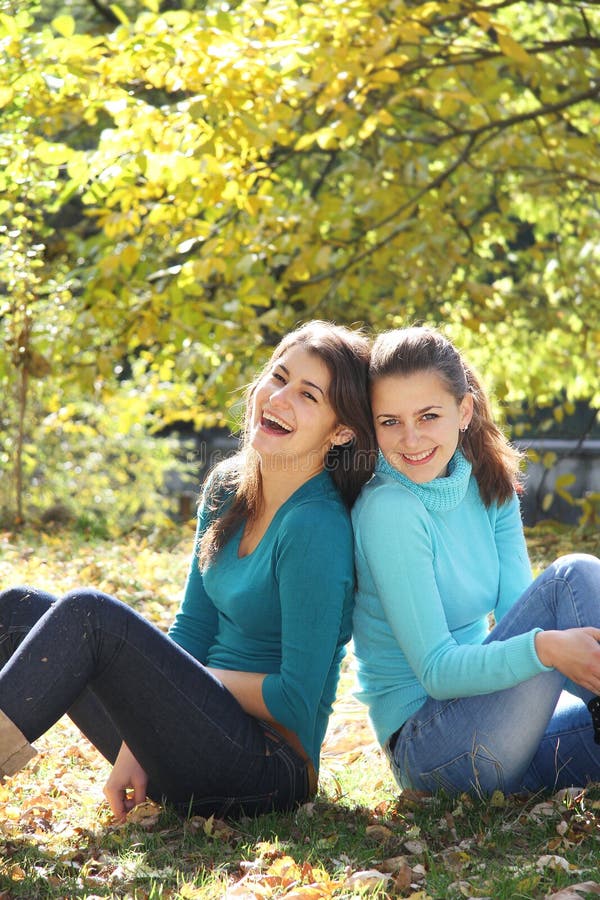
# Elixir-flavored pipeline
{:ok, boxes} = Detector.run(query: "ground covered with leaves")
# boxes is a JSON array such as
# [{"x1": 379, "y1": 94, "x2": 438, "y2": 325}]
[{"x1": 0, "y1": 522, "x2": 599, "y2": 899}]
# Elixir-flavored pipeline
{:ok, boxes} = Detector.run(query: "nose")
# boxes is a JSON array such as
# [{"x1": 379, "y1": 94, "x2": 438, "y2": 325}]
[
  {"x1": 269, "y1": 383, "x2": 290, "y2": 406},
  {"x1": 402, "y1": 421, "x2": 419, "y2": 448}
]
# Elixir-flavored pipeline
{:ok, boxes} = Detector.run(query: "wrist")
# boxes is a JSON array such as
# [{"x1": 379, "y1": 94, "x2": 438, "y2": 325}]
[{"x1": 535, "y1": 630, "x2": 557, "y2": 668}]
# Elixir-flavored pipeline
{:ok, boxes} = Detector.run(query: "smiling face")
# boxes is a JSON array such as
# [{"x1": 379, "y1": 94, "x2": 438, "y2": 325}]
[
  {"x1": 372, "y1": 369, "x2": 473, "y2": 483},
  {"x1": 248, "y1": 345, "x2": 354, "y2": 477}
]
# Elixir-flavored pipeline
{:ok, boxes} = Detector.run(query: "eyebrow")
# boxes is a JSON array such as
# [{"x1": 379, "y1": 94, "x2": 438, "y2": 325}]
[
  {"x1": 376, "y1": 404, "x2": 443, "y2": 419},
  {"x1": 276, "y1": 363, "x2": 326, "y2": 398}
]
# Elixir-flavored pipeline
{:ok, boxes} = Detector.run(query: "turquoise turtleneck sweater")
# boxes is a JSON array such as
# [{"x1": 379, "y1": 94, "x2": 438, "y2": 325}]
[{"x1": 352, "y1": 451, "x2": 549, "y2": 746}]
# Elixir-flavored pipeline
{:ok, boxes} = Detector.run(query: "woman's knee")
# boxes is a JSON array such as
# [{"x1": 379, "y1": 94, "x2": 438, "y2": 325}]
[
  {"x1": 57, "y1": 588, "x2": 129, "y2": 631},
  {"x1": 550, "y1": 553, "x2": 600, "y2": 586},
  {"x1": 0, "y1": 586, "x2": 56, "y2": 617},
  {"x1": 0, "y1": 586, "x2": 38, "y2": 606},
  {"x1": 56, "y1": 588, "x2": 114, "y2": 618}
]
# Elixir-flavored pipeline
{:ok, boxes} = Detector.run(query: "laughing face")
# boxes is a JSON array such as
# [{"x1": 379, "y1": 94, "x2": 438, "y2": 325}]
[
  {"x1": 372, "y1": 369, "x2": 473, "y2": 483},
  {"x1": 248, "y1": 345, "x2": 354, "y2": 477}
]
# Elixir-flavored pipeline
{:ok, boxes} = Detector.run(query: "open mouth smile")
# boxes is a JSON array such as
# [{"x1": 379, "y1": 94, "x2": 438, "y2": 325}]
[
  {"x1": 261, "y1": 412, "x2": 293, "y2": 434},
  {"x1": 401, "y1": 448, "x2": 437, "y2": 465}
]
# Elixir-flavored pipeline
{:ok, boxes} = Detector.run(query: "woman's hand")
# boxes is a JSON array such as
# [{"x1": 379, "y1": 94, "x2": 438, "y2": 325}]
[
  {"x1": 535, "y1": 628, "x2": 600, "y2": 693},
  {"x1": 103, "y1": 742, "x2": 148, "y2": 821}
]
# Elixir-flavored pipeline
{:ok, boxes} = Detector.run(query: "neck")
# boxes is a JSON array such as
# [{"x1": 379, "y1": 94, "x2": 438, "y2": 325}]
[{"x1": 258, "y1": 461, "x2": 323, "y2": 511}]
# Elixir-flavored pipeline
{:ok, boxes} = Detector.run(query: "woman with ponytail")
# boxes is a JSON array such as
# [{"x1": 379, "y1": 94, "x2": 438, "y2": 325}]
[
  {"x1": 0, "y1": 321, "x2": 376, "y2": 821},
  {"x1": 352, "y1": 325, "x2": 600, "y2": 797}
]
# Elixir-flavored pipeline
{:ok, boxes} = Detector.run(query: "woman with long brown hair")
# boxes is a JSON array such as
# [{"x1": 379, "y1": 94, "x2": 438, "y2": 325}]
[
  {"x1": 0, "y1": 320, "x2": 376, "y2": 820},
  {"x1": 353, "y1": 325, "x2": 600, "y2": 797}
]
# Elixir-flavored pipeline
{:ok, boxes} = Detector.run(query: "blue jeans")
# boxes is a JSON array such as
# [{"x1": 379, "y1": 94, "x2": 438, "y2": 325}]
[
  {"x1": 386, "y1": 554, "x2": 600, "y2": 797},
  {"x1": 0, "y1": 586, "x2": 313, "y2": 817}
]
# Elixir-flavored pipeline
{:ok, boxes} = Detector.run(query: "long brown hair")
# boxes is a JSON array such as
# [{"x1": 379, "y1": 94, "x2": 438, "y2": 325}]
[
  {"x1": 199, "y1": 320, "x2": 376, "y2": 567},
  {"x1": 369, "y1": 326, "x2": 522, "y2": 506}
]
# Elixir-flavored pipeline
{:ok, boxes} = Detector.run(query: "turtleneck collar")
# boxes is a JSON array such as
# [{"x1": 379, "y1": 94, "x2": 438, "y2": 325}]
[{"x1": 375, "y1": 449, "x2": 472, "y2": 512}]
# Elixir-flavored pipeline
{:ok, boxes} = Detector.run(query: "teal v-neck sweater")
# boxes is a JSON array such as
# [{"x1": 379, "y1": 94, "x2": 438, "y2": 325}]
[
  {"x1": 352, "y1": 451, "x2": 549, "y2": 746},
  {"x1": 169, "y1": 470, "x2": 354, "y2": 769}
]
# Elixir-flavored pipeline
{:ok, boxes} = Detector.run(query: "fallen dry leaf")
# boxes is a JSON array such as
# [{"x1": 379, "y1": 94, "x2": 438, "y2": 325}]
[
  {"x1": 529, "y1": 801, "x2": 557, "y2": 821},
  {"x1": 225, "y1": 879, "x2": 273, "y2": 899},
  {"x1": 186, "y1": 814, "x2": 239, "y2": 841},
  {"x1": 343, "y1": 868, "x2": 392, "y2": 890},
  {"x1": 379, "y1": 854, "x2": 409, "y2": 873},
  {"x1": 124, "y1": 800, "x2": 162, "y2": 828},
  {"x1": 284, "y1": 886, "x2": 337, "y2": 899},
  {"x1": 404, "y1": 839, "x2": 427, "y2": 855},
  {"x1": 365, "y1": 822, "x2": 395, "y2": 842},
  {"x1": 536, "y1": 854, "x2": 573, "y2": 873},
  {"x1": 545, "y1": 883, "x2": 600, "y2": 899}
]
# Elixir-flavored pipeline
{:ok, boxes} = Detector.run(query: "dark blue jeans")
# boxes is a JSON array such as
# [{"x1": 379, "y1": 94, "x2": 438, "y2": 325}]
[{"x1": 0, "y1": 586, "x2": 312, "y2": 818}]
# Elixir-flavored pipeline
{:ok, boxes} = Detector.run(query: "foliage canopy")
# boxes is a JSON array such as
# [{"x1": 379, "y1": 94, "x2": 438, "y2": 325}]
[{"x1": 1, "y1": 0, "x2": 598, "y2": 524}]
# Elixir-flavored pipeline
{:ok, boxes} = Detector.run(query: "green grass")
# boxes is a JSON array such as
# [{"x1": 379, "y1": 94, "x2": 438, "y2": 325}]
[{"x1": 0, "y1": 521, "x2": 599, "y2": 898}]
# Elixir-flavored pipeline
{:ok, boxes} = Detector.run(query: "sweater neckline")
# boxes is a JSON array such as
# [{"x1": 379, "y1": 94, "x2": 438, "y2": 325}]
[
  {"x1": 376, "y1": 449, "x2": 472, "y2": 511},
  {"x1": 235, "y1": 469, "x2": 335, "y2": 560}
]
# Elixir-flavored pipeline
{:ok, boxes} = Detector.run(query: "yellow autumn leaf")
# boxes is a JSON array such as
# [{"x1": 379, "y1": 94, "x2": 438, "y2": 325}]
[
  {"x1": 490, "y1": 789, "x2": 506, "y2": 807},
  {"x1": 51, "y1": 14, "x2": 75, "y2": 37},
  {"x1": 34, "y1": 141, "x2": 75, "y2": 165},
  {"x1": 222, "y1": 180, "x2": 239, "y2": 200},
  {"x1": 267, "y1": 855, "x2": 301, "y2": 881},
  {"x1": 358, "y1": 114, "x2": 380, "y2": 141},
  {"x1": 0, "y1": 11, "x2": 25, "y2": 36},
  {"x1": 378, "y1": 109, "x2": 395, "y2": 125},
  {"x1": 497, "y1": 32, "x2": 532, "y2": 65},
  {"x1": 556, "y1": 473, "x2": 576, "y2": 490},
  {"x1": 471, "y1": 11, "x2": 492, "y2": 29},
  {"x1": 109, "y1": 4, "x2": 130, "y2": 25},
  {"x1": 0, "y1": 85, "x2": 14, "y2": 107},
  {"x1": 315, "y1": 127, "x2": 340, "y2": 150},
  {"x1": 295, "y1": 133, "x2": 316, "y2": 151},
  {"x1": 179, "y1": 882, "x2": 208, "y2": 899},
  {"x1": 370, "y1": 68, "x2": 400, "y2": 85},
  {"x1": 284, "y1": 887, "x2": 335, "y2": 899},
  {"x1": 118, "y1": 245, "x2": 139, "y2": 269}
]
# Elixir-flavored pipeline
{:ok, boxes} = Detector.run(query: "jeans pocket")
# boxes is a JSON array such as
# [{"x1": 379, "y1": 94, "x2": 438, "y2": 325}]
[{"x1": 416, "y1": 744, "x2": 506, "y2": 797}]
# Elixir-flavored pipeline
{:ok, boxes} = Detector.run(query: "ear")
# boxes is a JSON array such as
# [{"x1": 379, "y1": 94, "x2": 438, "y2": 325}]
[
  {"x1": 459, "y1": 393, "x2": 474, "y2": 431},
  {"x1": 331, "y1": 425, "x2": 355, "y2": 447}
]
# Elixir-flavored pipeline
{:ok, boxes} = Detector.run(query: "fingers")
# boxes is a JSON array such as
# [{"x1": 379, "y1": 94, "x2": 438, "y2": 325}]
[
  {"x1": 103, "y1": 743, "x2": 149, "y2": 821},
  {"x1": 103, "y1": 774, "x2": 148, "y2": 821},
  {"x1": 103, "y1": 783, "x2": 128, "y2": 821},
  {"x1": 103, "y1": 784, "x2": 147, "y2": 821}
]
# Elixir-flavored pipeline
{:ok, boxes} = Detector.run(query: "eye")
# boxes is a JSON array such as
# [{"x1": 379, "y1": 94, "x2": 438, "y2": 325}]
[
  {"x1": 379, "y1": 418, "x2": 399, "y2": 427},
  {"x1": 421, "y1": 412, "x2": 439, "y2": 422},
  {"x1": 271, "y1": 371, "x2": 286, "y2": 384},
  {"x1": 302, "y1": 390, "x2": 318, "y2": 402}
]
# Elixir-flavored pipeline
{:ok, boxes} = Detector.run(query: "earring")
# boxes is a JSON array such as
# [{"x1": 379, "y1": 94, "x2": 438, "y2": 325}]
[{"x1": 460, "y1": 425, "x2": 468, "y2": 433}]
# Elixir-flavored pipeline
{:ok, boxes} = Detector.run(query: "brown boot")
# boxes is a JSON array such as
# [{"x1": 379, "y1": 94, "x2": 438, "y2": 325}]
[{"x1": 0, "y1": 709, "x2": 36, "y2": 778}]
